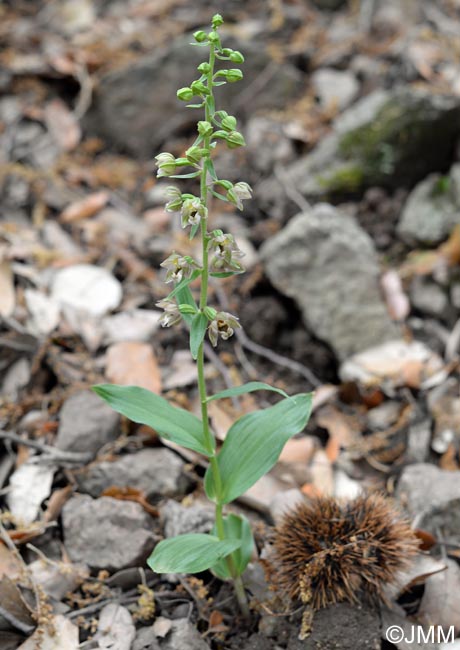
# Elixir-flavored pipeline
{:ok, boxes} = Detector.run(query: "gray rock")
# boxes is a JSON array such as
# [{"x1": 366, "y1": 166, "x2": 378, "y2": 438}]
[
  {"x1": 311, "y1": 68, "x2": 359, "y2": 110},
  {"x1": 55, "y1": 390, "x2": 120, "y2": 456},
  {"x1": 259, "y1": 88, "x2": 460, "y2": 206},
  {"x1": 160, "y1": 500, "x2": 214, "y2": 538},
  {"x1": 410, "y1": 278, "x2": 448, "y2": 317},
  {"x1": 246, "y1": 116, "x2": 295, "y2": 174},
  {"x1": 85, "y1": 36, "x2": 303, "y2": 157},
  {"x1": 398, "y1": 164, "x2": 460, "y2": 244},
  {"x1": 419, "y1": 498, "x2": 460, "y2": 546},
  {"x1": 76, "y1": 448, "x2": 191, "y2": 499},
  {"x1": 62, "y1": 495, "x2": 155, "y2": 571},
  {"x1": 134, "y1": 627, "x2": 160, "y2": 650},
  {"x1": 260, "y1": 204, "x2": 398, "y2": 360},
  {"x1": 396, "y1": 464, "x2": 460, "y2": 518}
]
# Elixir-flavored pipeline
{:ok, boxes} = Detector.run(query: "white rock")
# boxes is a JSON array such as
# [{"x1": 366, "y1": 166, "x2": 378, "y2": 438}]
[
  {"x1": 102, "y1": 309, "x2": 161, "y2": 344},
  {"x1": 51, "y1": 264, "x2": 122, "y2": 317},
  {"x1": 25, "y1": 289, "x2": 60, "y2": 336},
  {"x1": 7, "y1": 461, "x2": 55, "y2": 524},
  {"x1": 312, "y1": 68, "x2": 359, "y2": 110}
]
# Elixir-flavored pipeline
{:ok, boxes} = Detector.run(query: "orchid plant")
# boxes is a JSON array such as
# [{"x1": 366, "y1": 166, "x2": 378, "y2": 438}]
[{"x1": 93, "y1": 15, "x2": 313, "y2": 617}]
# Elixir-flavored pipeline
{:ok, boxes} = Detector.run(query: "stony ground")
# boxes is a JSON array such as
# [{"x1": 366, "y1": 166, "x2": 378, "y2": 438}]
[{"x1": 1, "y1": 0, "x2": 460, "y2": 648}]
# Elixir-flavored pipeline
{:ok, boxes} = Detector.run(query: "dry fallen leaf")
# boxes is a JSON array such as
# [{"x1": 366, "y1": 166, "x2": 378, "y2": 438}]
[
  {"x1": 0, "y1": 261, "x2": 15, "y2": 318},
  {"x1": 0, "y1": 543, "x2": 22, "y2": 580},
  {"x1": 101, "y1": 486, "x2": 159, "y2": 517},
  {"x1": 381, "y1": 269, "x2": 410, "y2": 321},
  {"x1": 208, "y1": 401, "x2": 234, "y2": 441},
  {"x1": 105, "y1": 341, "x2": 162, "y2": 393},
  {"x1": 279, "y1": 436, "x2": 316, "y2": 464},
  {"x1": 44, "y1": 99, "x2": 81, "y2": 152},
  {"x1": 6, "y1": 461, "x2": 56, "y2": 525},
  {"x1": 60, "y1": 191, "x2": 109, "y2": 223},
  {"x1": 95, "y1": 604, "x2": 135, "y2": 650}
]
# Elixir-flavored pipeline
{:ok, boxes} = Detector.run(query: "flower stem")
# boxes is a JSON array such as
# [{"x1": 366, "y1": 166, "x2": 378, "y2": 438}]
[{"x1": 195, "y1": 42, "x2": 250, "y2": 620}]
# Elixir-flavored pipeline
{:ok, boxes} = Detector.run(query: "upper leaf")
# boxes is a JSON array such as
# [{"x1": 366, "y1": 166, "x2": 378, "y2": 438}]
[
  {"x1": 147, "y1": 533, "x2": 241, "y2": 573},
  {"x1": 205, "y1": 393, "x2": 313, "y2": 503},
  {"x1": 92, "y1": 384, "x2": 213, "y2": 456}
]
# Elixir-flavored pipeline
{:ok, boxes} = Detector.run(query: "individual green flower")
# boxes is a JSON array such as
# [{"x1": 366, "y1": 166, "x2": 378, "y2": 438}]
[
  {"x1": 181, "y1": 198, "x2": 207, "y2": 228},
  {"x1": 191, "y1": 80, "x2": 208, "y2": 96},
  {"x1": 198, "y1": 120, "x2": 213, "y2": 137},
  {"x1": 208, "y1": 311, "x2": 241, "y2": 347},
  {"x1": 156, "y1": 298, "x2": 181, "y2": 327},
  {"x1": 225, "y1": 131, "x2": 246, "y2": 148},
  {"x1": 164, "y1": 186, "x2": 183, "y2": 212},
  {"x1": 177, "y1": 87, "x2": 194, "y2": 101},
  {"x1": 185, "y1": 146, "x2": 203, "y2": 164},
  {"x1": 160, "y1": 253, "x2": 200, "y2": 283},
  {"x1": 227, "y1": 182, "x2": 252, "y2": 210},
  {"x1": 155, "y1": 152, "x2": 176, "y2": 177},
  {"x1": 229, "y1": 51, "x2": 244, "y2": 63},
  {"x1": 226, "y1": 69, "x2": 243, "y2": 83},
  {"x1": 212, "y1": 14, "x2": 224, "y2": 27},
  {"x1": 208, "y1": 231, "x2": 244, "y2": 273}
]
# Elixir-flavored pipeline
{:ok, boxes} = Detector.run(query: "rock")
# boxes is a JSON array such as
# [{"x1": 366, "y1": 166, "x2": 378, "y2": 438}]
[
  {"x1": 62, "y1": 495, "x2": 155, "y2": 571},
  {"x1": 85, "y1": 36, "x2": 303, "y2": 157},
  {"x1": 55, "y1": 389, "x2": 120, "y2": 456},
  {"x1": 287, "y1": 603, "x2": 381, "y2": 650},
  {"x1": 419, "y1": 498, "x2": 460, "y2": 547},
  {"x1": 311, "y1": 68, "x2": 359, "y2": 110},
  {"x1": 396, "y1": 464, "x2": 460, "y2": 518},
  {"x1": 134, "y1": 627, "x2": 160, "y2": 650},
  {"x1": 160, "y1": 500, "x2": 214, "y2": 538},
  {"x1": 397, "y1": 164, "x2": 460, "y2": 244},
  {"x1": 51, "y1": 264, "x2": 122, "y2": 317},
  {"x1": 156, "y1": 618, "x2": 209, "y2": 650},
  {"x1": 260, "y1": 204, "x2": 398, "y2": 360},
  {"x1": 76, "y1": 448, "x2": 191, "y2": 499},
  {"x1": 410, "y1": 278, "x2": 448, "y2": 317},
  {"x1": 95, "y1": 604, "x2": 136, "y2": 650},
  {"x1": 102, "y1": 309, "x2": 161, "y2": 344},
  {"x1": 246, "y1": 116, "x2": 295, "y2": 174},
  {"x1": 260, "y1": 88, "x2": 460, "y2": 205}
]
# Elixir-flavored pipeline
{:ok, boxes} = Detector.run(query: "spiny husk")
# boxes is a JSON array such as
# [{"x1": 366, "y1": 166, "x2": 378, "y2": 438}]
[{"x1": 272, "y1": 493, "x2": 418, "y2": 610}]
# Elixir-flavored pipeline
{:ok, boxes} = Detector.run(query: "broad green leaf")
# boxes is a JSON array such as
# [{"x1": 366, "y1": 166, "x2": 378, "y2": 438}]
[
  {"x1": 190, "y1": 312, "x2": 208, "y2": 360},
  {"x1": 92, "y1": 384, "x2": 212, "y2": 456},
  {"x1": 211, "y1": 514, "x2": 254, "y2": 579},
  {"x1": 147, "y1": 534, "x2": 241, "y2": 573},
  {"x1": 205, "y1": 393, "x2": 313, "y2": 503},
  {"x1": 174, "y1": 284, "x2": 197, "y2": 326},
  {"x1": 166, "y1": 270, "x2": 201, "y2": 300},
  {"x1": 207, "y1": 381, "x2": 289, "y2": 402}
]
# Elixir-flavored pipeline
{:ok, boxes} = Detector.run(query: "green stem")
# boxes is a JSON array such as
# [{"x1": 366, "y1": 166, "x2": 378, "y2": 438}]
[{"x1": 195, "y1": 41, "x2": 250, "y2": 620}]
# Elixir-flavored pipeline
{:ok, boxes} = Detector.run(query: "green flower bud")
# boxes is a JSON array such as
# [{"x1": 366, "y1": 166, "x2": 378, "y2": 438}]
[
  {"x1": 176, "y1": 87, "x2": 194, "y2": 101},
  {"x1": 221, "y1": 48, "x2": 232, "y2": 57},
  {"x1": 225, "y1": 131, "x2": 246, "y2": 148},
  {"x1": 193, "y1": 30, "x2": 208, "y2": 42},
  {"x1": 197, "y1": 62, "x2": 211, "y2": 73},
  {"x1": 226, "y1": 69, "x2": 243, "y2": 83},
  {"x1": 221, "y1": 115, "x2": 237, "y2": 131},
  {"x1": 204, "y1": 306, "x2": 217, "y2": 320},
  {"x1": 185, "y1": 145, "x2": 203, "y2": 164},
  {"x1": 212, "y1": 14, "x2": 224, "y2": 27},
  {"x1": 208, "y1": 30, "x2": 220, "y2": 44},
  {"x1": 179, "y1": 303, "x2": 198, "y2": 315},
  {"x1": 197, "y1": 120, "x2": 213, "y2": 137},
  {"x1": 190, "y1": 80, "x2": 208, "y2": 96},
  {"x1": 164, "y1": 186, "x2": 183, "y2": 212},
  {"x1": 229, "y1": 50, "x2": 245, "y2": 63}
]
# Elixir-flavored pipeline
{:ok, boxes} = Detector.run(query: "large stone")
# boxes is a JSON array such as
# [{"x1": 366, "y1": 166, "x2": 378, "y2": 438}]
[
  {"x1": 85, "y1": 36, "x2": 303, "y2": 157},
  {"x1": 76, "y1": 448, "x2": 191, "y2": 499},
  {"x1": 260, "y1": 204, "x2": 398, "y2": 360},
  {"x1": 160, "y1": 499, "x2": 214, "y2": 538},
  {"x1": 259, "y1": 88, "x2": 460, "y2": 206},
  {"x1": 311, "y1": 68, "x2": 359, "y2": 110},
  {"x1": 397, "y1": 164, "x2": 460, "y2": 244},
  {"x1": 55, "y1": 389, "x2": 120, "y2": 456},
  {"x1": 62, "y1": 495, "x2": 155, "y2": 571},
  {"x1": 396, "y1": 464, "x2": 460, "y2": 518}
]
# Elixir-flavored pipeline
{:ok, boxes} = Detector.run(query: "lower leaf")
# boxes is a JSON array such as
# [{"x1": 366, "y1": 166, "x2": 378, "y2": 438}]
[
  {"x1": 211, "y1": 513, "x2": 254, "y2": 579},
  {"x1": 147, "y1": 533, "x2": 241, "y2": 574}
]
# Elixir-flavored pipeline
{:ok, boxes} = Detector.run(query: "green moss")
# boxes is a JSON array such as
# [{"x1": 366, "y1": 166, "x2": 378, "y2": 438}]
[{"x1": 317, "y1": 164, "x2": 364, "y2": 193}]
